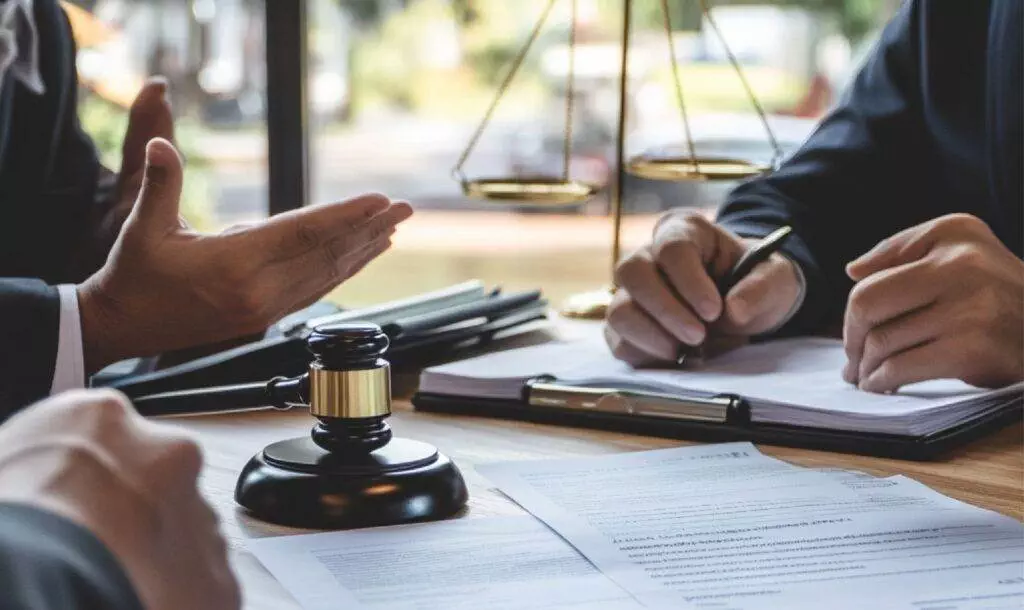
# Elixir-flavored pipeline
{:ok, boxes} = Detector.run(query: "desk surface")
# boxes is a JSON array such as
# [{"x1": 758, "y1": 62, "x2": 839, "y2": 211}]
[{"x1": 163, "y1": 335, "x2": 1024, "y2": 610}]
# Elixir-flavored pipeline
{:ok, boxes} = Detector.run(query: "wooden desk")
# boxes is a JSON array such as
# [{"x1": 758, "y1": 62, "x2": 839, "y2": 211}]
[{"x1": 163, "y1": 352, "x2": 1024, "y2": 610}]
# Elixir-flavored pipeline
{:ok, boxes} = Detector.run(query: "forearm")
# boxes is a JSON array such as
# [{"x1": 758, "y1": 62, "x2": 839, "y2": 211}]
[
  {"x1": 714, "y1": 1, "x2": 933, "y2": 336},
  {"x1": 0, "y1": 503, "x2": 142, "y2": 610}
]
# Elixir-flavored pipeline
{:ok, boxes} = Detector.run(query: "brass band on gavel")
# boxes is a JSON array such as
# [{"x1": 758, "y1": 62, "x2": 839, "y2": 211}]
[{"x1": 309, "y1": 364, "x2": 392, "y2": 419}]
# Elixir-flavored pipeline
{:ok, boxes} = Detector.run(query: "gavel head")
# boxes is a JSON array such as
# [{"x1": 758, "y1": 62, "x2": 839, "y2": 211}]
[{"x1": 305, "y1": 322, "x2": 393, "y2": 453}]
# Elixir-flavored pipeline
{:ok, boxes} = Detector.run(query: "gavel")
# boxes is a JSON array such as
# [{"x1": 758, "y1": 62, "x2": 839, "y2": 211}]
[{"x1": 233, "y1": 322, "x2": 468, "y2": 529}]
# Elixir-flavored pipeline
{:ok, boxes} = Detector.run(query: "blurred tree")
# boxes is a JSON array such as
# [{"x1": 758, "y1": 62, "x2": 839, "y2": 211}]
[
  {"x1": 632, "y1": 1, "x2": 704, "y2": 31},
  {"x1": 451, "y1": 0, "x2": 479, "y2": 25},
  {"x1": 341, "y1": 0, "x2": 412, "y2": 27}
]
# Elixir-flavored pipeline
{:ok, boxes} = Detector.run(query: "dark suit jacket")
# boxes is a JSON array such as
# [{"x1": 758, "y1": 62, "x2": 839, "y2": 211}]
[
  {"x1": 0, "y1": 0, "x2": 106, "y2": 415},
  {"x1": 0, "y1": 504, "x2": 142, "y2": 610},
  {"x1": 0, "y1": 3, "x2": 140, "y2": 609},
  {"x1": 718, "y1": 0, "x2": 1022, "y2": 336}
]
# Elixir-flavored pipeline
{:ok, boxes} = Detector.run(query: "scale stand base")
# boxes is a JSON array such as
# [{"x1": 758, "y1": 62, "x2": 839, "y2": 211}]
[
  {"x1": 235, "y1": 437, "x2": 468, "y2": 529},
  {"x1": 559, "y1": 286, "x2": 614, "y2": 320}
]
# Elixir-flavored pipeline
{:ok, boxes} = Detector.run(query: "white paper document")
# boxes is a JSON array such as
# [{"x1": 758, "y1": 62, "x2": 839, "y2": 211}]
[
  {"x1": 479, "y1": 443, "x2": 1024, "y2": 609},
  {"x1": 419, "y1": 333, "x2": 1024, "y2": 435},
  {"x1": 248, "y1": 516, "x2": 645, "y2": 610}
]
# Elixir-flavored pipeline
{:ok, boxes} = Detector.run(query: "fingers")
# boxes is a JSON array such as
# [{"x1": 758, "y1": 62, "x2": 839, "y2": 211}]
[
  {"x1": 284, "y1": 231, "x2": 395, "y2": 313},
  {"x1": 126, "y1": 138, "x2": 184, "y2": 236},
  {"x1": 845, "y1": 302, "x2": 946, "y2": 387},
  {"x1": 605, "y1": 290, "x2": 678, "y2": 362},
  {"x1": 136, "y1": 423, "x2": 204, "y2": 490},
  {"x1": 343, "y1": 232, "x2": 394, "y2": 279},
  {"x1": 122, "y1": 77, "x2": 175, "y2": 180},
  {"x1": 857, "y1": 336, "x2": 969, "y2": 393},
  {"x1": 256, "y1": 193, "x2": 396, "y2": 262},
  {"x1": 847, "y1": 214, "x2": 990, "y2": 281},
  {"x1": 652, "y1": 213, "x2": 742, "y2": 322},
  {"x1": 615, "y1": 248, "x2": 707, "y2": 347},
  {"x1": 653, "y1": 240, "x2": 721, "y2": 323},
  {"x1": 610, "y1": 215, "x2": 803, "y2": 365},
  {"x1": 282, "y1": 201, "x2": 411, "y2": 282},
  {"x1": 843, "y1": 259, "x2": 940, "y2": 383},
  {"x1": 718, "y1": 253, "x2": 801, "y2": 335},
  {"x1": 603, "y1": 323, "x2": 663, "y2": 367}
]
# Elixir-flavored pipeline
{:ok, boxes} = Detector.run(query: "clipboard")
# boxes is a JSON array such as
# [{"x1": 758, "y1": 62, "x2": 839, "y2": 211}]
[{"x1": 411, "y1": 379, "x2": 1023, "y2": 461}]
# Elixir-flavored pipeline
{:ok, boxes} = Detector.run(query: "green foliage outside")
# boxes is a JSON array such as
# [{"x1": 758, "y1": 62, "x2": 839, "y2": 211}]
[
  {"x1": 351, "y1": 0, "x2": 550, "y2": 119},
  {"x1": 78, "y1": 93, "x2": 215, "y2": 231},
  {"x1": 348, "y1": 0, "x2": 891, "y2": 121}
]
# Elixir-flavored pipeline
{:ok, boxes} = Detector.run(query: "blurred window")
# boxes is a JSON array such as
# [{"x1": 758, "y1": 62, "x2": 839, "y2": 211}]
[
  {"x1": 69, "y1": 0, "x2": 899, "y2": 308},
  {"x1": 70, "y1": 0, "x2": 268, "y2": 232}
]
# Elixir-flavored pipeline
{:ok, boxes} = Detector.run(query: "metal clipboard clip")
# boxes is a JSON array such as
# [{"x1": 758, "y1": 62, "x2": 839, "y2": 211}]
[{"x1": 525, "y1": 376, "x2": 750, "y2": 425}]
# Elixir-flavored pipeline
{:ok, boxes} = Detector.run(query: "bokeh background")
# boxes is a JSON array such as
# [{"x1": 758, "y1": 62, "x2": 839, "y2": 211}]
[{"x1": 66, "y1": 0, "x2": 900, "y2": 307}]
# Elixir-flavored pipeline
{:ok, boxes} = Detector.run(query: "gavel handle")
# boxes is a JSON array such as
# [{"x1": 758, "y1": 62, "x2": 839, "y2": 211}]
[{"x1": 128, "y1": 375, "x2": 308, "y2": 417}]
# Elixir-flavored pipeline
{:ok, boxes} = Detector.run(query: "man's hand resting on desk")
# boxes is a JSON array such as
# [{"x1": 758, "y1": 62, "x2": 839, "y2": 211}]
[
  {"x1": 605, "y1": 211, "x2": 802, "y2": 365},
  {"x1": 0, "y1": 389, "x2": 239, "y2": 610},
  {"x1": 77, "y1": 137, "x2": 413, "y2": 373},
  {"x1": 843, "y1": 213, "x2": 1024, "y2": 393}
]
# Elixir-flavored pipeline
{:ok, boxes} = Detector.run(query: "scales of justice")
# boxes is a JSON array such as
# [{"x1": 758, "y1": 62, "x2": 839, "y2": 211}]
[
  {"x1": 232, "y1": 0, "x2": 786, "y2": 530},
  {"x1": 452, "y1": 0, "x2": 784, "y2": 319}
]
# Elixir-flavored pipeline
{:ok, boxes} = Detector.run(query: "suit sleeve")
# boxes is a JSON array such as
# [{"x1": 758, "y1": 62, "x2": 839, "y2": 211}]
[
  {"x1": 716, "y1": 0, "x2": 934, "y2": 336},
  {"x1": 0, "y1": 503, "x2": 143, "y2": 610},
  {"x1": 0, "y1": 279, "x2": 59, "y2": 418},
  {"x1": 52, "y1": 4, "x2": 111, "y2": 283}
]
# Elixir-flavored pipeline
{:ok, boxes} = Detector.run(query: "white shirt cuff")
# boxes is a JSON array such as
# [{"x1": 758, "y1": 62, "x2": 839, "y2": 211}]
[{"x1": 50, "y1": 285, "x2": 85, "y2": 394}]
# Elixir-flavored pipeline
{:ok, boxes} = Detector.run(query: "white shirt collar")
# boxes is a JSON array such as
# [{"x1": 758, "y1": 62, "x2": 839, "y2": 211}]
[{"x1": 0, "y1": 0, "x2": 44, "y2": 96}]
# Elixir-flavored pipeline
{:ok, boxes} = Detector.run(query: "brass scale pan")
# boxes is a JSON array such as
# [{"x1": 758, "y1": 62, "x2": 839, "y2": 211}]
[{"x1": 462, "y1": 156, "x2": 769, "y2": 205}]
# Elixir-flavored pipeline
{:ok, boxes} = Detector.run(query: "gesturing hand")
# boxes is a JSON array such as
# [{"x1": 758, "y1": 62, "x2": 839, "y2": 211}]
[
  {"x1": 843, "y1": 213, "x2": 1024, "y2": 392},
  {"x1": 0, "y1": 390, "x2": 238, "y2": 610},
  {"x1": 605, "y1": 211, "x2": 802, "y2": 365},
  {"x1": 77, "y1": 137, "x2": 413, "y2": 373},
  {"x1": 72, "y1": 78, "x2": 176, "y2": 278}
]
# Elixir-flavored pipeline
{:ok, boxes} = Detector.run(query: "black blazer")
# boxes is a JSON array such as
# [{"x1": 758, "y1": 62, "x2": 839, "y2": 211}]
[
  {"x1": 0, "y1": 4, "x2": 140, "y2": 609},
  {"x1": 0, "y1": 503, "x2": 143, "y2": 610},
  {"x1": 0, "y1": 0, "x2": 105, "y2": 414},
  {"x1": 718, "y1": 0, "x2": 1022, "y2": 335}
]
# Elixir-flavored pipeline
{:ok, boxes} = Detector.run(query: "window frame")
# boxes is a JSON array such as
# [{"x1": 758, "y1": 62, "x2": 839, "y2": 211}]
[{"x1": 264, "y1": 0, "x2": 310, "y2": 215}]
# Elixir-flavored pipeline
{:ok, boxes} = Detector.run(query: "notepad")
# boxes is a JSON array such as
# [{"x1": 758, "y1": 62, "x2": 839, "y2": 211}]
[{"x1": 419, "y1": 330, "x2": 1023, "y2": 436}]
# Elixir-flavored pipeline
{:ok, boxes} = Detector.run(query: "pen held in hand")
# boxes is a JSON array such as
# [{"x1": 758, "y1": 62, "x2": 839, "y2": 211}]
[{"x1": 674, "y1": 226, "x2": 794, "y2": 366}]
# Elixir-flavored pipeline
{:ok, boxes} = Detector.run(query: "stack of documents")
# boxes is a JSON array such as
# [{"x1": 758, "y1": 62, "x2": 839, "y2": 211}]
[
  {"x1": 418, "y1": 333, "x2": 1023, "y2": 436},
  {"x1": 251, "y1": 442, "x2": 1024, "y2": 610}
]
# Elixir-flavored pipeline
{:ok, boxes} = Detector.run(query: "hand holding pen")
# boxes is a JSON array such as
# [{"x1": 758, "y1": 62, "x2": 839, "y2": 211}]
[
  {"x1": 674, "y1": 225, "x2": 794, "y2": 364},
  {"x1": 604, "y1": 212, "x2": 803, "y2": 368}
]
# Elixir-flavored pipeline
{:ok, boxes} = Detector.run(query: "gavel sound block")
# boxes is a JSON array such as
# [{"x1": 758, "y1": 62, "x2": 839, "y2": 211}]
[{"x1": 234, "y1": 323, "x2": 468, "y2": 529}]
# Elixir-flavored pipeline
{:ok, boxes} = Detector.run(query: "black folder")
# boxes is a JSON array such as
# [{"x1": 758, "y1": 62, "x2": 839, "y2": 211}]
[
  {"x1": 98, "y1": 282, "x2": 548, "y2": 408},
  {"x1": 412, "y1": 383, "x2": 1023, "y2": 462}
]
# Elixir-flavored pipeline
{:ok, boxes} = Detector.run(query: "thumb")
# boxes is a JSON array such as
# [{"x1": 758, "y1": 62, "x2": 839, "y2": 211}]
[
  {"x1": 718, "y1": 254, "x2": 800, "y2": 335},
  {"x1": 126, "y1": 138, "x2": 184, "y2": 235}
]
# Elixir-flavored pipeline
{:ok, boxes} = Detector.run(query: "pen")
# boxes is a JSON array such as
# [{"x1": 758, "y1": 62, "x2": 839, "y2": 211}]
[{"x1": 676, "y1": 225, "x2": 794, "y2": 365}]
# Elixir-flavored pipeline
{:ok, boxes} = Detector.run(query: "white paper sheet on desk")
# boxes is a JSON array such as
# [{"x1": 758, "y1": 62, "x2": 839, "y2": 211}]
[
  {"x1": 479, "y1": 442, "x2": 1024, "y2": 609},
  {"x1": 247, "y1": 515, "x2": 649, "y2": 610}
]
